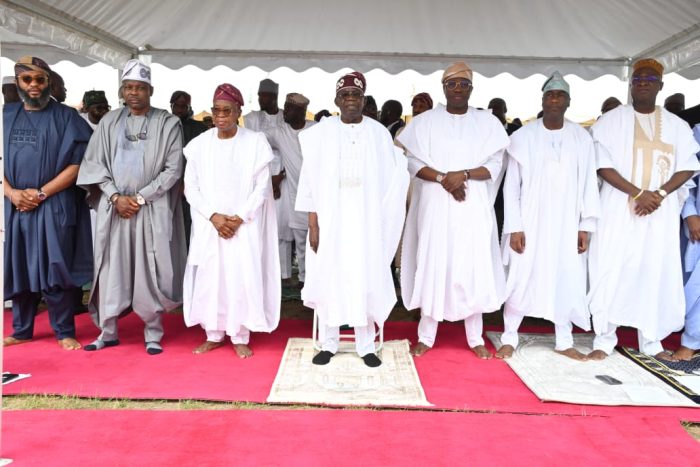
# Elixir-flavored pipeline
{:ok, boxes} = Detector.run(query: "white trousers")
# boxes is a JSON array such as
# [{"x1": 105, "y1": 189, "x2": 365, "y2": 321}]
[
  {"x1": 205, "y1": 327, "x2": 250, "y2": 345},
  {"x1": 593, "y1": 325, "x2": 663, "y2": 356},
  {"x1": 418, "y1": 314, "x2": 484, "y2": 348},
  {"x1": 292, "y1": 228, "x2": 307, "y2": 282},
  {"x1": 279, "y1": 239, "x2": 293, "y2": 279},
  {"x1": 318, "y1": 316, "x2": 377, "y2": 357},
  {"x1": 500, "y1": 311, "x2": 574, "y2": 351}
]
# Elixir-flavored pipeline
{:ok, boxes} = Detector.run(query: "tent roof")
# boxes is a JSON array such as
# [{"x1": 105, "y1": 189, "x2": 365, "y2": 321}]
[{"x1": 1, "y1": 0, "x2": 700, "y2": 79}]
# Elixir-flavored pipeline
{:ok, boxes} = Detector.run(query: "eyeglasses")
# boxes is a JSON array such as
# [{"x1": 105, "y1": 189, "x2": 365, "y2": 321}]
[
  {"x1": 18, "y1": 75, "x2": 47, "y2": 85},
  {"x1": 444, "y1": 79, "x2": 472, "y2": 90},
  {"x1": 337, "y1": 90, "x2": 363, "y2": 100},
  {"x1": 125, "y1": 131, "x2": 147, "y2": 142},
  {"x1": 631, "y1": 75, "x2": 661, "y2": 86},
  {"x1": 211, "y1": 107, "x2": 234, "y2": 116}
]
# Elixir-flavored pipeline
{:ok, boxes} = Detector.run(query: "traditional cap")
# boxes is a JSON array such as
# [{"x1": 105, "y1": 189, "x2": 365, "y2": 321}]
[
  {"x1": 411, "y1": 92, "x2": 433, "y2": 108},
  {"x1": 286, "y1": 92, "x2": 309, "y2": 107},
  {"x1": 2, "y1": 76, "x2": 16, "y2": 85},
  {"x1": 170, "y1": 90, "x2": 191, "y2": 104},
  {"x1": 633, "y1": 58, "x2": 664, "y2": 76},
  {"x1": 542, "y1": 71, "x2": 570, "y2": 95},
  {"x1": 83, "y1": 90, "x2": 108, "y2": 107},
  {"x1": 258, "y1": 78, "x2": 279, "y2": 94},
  {"x1": 336, "y1": 71, "x2": 366, "y2": 94},
  {"x1": 442, "y1": 62, "x2": 473, "y2": 83},
  {"x1": 213, "y1": 83, "x2": 244, "y2": 107},
  {"x1": 121, "y1": 59, "x2": 152, "y2": 85},
  {"x1": 15, "y1": 56, "x2": 51, "y2": 76}
]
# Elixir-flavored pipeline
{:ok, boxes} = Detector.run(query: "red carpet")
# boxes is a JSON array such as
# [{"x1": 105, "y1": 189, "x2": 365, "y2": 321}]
[
  {"x1": 3, "y1": 409, "x2": 699, "y2": 466},
  {"x1": 3, "y1": 311, "x2": 697, "y2": 420}
]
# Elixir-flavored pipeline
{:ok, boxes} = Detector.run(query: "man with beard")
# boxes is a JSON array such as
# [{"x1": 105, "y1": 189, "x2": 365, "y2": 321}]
[
  {"x1": 398, "y1": 62, "x2": 510, "y2": 360},
  {"x1": 588, "y1": 59, "x2": 700, "y2": 361},
  {"x1": 264, "y1": 93, "x2": 315, "y2": 288},
  {"x1": 78, "y1": 59, "x2": 186, "y2": 355},
  {"x1": 3, "y1": 56, "x2": 93, "y2": 350},
  {"x1": 297, "y1": 71, "x2": 409, "y2": 367}
]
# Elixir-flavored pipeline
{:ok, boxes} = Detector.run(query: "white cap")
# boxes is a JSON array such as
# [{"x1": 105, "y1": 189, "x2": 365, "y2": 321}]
[{"x1": 121, "y1": 59, "x2": 151, "y2": 85}]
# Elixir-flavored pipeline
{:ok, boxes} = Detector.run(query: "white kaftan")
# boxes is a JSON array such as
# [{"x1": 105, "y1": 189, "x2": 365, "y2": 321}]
[{"x1": 183, "y1": 128, "x2": 280, "y2": 338}]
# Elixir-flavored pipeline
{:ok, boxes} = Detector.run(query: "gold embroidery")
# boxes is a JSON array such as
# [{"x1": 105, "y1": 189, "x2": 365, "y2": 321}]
[{"x1": 631, "y1": 107, "x2": 674, "y2": 190}]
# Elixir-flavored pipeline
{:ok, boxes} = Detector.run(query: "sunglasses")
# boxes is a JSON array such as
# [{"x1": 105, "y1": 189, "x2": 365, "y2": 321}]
[
  {"x1": 125, "y1": 130, "x2": 147, "y2": 142},
  {"x1": 18, "y1": 75, "x2": 47, "y2": 85},
  {"x1": 211, "y1": 107, "x2": 234, "y2": 116},
  {"x1": 444, "y1": 79, "x2": 472, "y2": 90}
]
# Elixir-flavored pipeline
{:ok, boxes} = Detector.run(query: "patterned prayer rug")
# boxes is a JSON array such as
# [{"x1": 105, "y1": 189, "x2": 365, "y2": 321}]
[
  {"x1": 267, "y1": 338, "x2": 431, "y2": 407},
  {"x1": 618, "y1": 347, "x2": 700, "y2": 404},
  {"x1": 486, "y1": 332, "x2": 698, "y2": 407}
]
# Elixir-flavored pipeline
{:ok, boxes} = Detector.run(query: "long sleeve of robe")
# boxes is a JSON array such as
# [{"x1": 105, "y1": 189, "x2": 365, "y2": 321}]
[
  {"x1": 588, "y1": 105, "x2": 700, "y2": 341},
  {"x1": 681, "y1": 124, "x2": 700, "y2": 349},
  {"x1": 183, "y1": 128, "x2": 280, "y2": 334}
]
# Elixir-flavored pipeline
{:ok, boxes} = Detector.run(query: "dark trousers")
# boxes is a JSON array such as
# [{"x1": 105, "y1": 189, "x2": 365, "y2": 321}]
[{"x1": 11, "y1": 287, "x2": 80, "y2": 340}]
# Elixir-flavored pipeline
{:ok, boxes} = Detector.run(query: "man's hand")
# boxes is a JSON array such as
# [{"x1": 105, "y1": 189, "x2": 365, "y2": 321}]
[
  {"x1": 441, "y1": 171, "x2": 467, "y2": 193},
  {"x1": 114, "y1": 196, "x2": 141, "y2": 219},
  {"x1": 510, "y1": 232, "x2": 526, "y2": 254},
  {"x1": 633, "y1": 190, "x2": 662, "y2": 216},
  {"x1": 687, "y1": 215, "x2": 700, "y2": 243},
  {"x1": 210, "y1": 213, "x2": 243, "y2": 239},
  {"x1": 309, "y1": 225, "x2": 319, "y2": 253},
  {"x1": 450, "y1": 185, "x2": 466, "y2": 202},
  {"x1": 271, "y1": 169, "x2": 286, "y2": 200},
  {"x1": 578, "y1": 231, "x2": 589, "y2": 254},
  {"x1": 12, "y1": 189, "x2": 40, "y2": 212}
]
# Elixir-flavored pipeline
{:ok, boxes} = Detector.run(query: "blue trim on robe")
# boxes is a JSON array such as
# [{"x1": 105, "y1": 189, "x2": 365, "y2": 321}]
[{"x1": 3, "y1": 100, "x2": 94, "y2": 297}]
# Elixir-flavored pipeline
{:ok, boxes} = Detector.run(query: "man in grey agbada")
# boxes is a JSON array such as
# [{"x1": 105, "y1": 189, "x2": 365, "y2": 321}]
[{"x1": 77, "y1": 59, "x2": 186, "y2": 355}]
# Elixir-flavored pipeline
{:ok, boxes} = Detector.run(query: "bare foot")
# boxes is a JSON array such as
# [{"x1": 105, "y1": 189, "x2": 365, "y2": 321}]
[
  {"x1": 193, "y1": 341, "x2": 224, "y2": 354},
  {"x1": 672, "y1": 346, "x2": 697, "y2": 361},
  {"x1": 3, "y1": 336, "x2": 32, "y2": 346},
  {"x1": 555, "y1": 347, "x2": 588, "y2": 361},
  {"x1": 471, "y1": 345, "x2": 492, "y2": 360},
  {"x1": 234, "y1": 343, "x2": 253, "y2": 359},
  {"x1": 58, "y1": 337, "x2": 81, "y2": 350},
  {"x1": 410, "y1": 342, "x2": 431, "y2": 357},
  {"x1": 654, "y1": 351, "x2": 677, "y2": 362},
  {"x1": 495, "y1": 344, "x2": 515, "y2": 359},
  {"x1": 587, "y1": 350, "x2": 608, "y2": 360}
]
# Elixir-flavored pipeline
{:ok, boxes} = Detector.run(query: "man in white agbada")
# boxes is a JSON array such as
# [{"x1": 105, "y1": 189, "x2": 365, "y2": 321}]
[
  {"x1": 398, "y1": 62, "x2": 510, "y2": 359},
  {"x1": 183, "y1": 83, "x2": 280, "y2": 358},
  {"x1": 264, "y1": 93, "x2": 315, "y2": 287},
  {"x1": 588, "y1": 58, "x2": 700, "y2": 361},
  {"x1": 496, "y1": 72, "x2": 600, "y2": 361},
  {"x1": 296, "y1": 71, "x2": 409, "y2": 367},
  {"x1": 244, "y1": 79, "x2": 294, "y2": 283}
]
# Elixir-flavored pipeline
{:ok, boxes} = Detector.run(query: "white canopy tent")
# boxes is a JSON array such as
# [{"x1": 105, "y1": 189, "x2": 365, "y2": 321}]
[{"x1": 0, "y1": 0, "x2": 699, "y2": 79}]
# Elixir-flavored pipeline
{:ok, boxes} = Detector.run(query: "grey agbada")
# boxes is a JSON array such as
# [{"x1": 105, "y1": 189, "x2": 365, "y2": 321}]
[{"x1": 77, "y1": 107, "x2": 186, "y2": 329}]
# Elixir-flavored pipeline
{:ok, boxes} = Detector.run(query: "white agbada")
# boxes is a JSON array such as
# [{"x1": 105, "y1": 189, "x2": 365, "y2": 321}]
[
  {"x1": 296, "y1": 116, "x2": 409, "y2": 327},
  {"x1": 588, "y1": 105, "x2": 700, "y2": 342},
  {"x1": 398, "y1": 104, "x2": 509, "y2": 321},
  {"x1": 182, "y1": 127, "x2": 280, "y2": 336},
  {"x1": 264, "y1": 120, "x2": 316, "y2": 230},
  {"x1": 502, "y1": 119, "x2": 600, "y2": 329}
]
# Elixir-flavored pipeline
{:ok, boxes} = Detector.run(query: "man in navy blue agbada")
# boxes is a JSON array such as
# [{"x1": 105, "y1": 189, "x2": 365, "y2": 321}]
[{"x1": 3, "y1": 56, "x2": 93, "y2": 350}]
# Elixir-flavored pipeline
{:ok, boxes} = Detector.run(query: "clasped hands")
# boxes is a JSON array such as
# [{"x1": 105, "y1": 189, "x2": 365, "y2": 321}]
[
  {"x1": 440, "y1": 171, "x2": 468, "y2": 202},
  {"x1": 10, "y1": 188, "x2": 40, "y2": 212},
  {"x1": 113, "y1": 195, "x2": 141, "y2": 219},
  {"x1": 210, "y1": 213, "x2": 243, "y2": 239},
  {"x1": 633, "y1": 190, "x2": 663, "y2": 216}
]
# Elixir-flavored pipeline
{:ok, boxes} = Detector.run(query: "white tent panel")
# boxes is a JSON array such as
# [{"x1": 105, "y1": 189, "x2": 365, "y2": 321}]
[{"x1": 0, "y1": 0, "x2": 699, "y2": 79}]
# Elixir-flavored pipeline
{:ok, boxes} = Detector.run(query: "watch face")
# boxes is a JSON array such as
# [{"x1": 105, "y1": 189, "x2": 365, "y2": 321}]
[
  {"x1": 436, "y1": 174, "x2": 444, "y2": 183},
  {"x1": 38, "y1": 192, "x2": 46, "y2": 200}
]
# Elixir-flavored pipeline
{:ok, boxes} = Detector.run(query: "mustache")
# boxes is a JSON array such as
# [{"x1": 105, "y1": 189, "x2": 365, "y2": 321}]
[{"x1": 17, "y1": 86, "x2": 52, "y2": 109}]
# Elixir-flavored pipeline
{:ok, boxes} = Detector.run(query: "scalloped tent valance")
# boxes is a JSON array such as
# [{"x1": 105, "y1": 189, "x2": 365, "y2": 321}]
[{"x1": 1, "y1": 0, "x2": 699, "y2": 80}]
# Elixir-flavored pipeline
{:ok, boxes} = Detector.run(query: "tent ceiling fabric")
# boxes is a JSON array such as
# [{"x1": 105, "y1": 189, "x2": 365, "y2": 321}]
[{"x1": 1, "y1": 0, "x2": 699, "y2": 79}]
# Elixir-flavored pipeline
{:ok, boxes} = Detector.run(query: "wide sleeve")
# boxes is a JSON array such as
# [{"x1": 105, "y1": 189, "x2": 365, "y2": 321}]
[
  {"x1": 235, "y1": 133, "x2": 273, "y2": 222},
  {"x1": 183, "y1": 138, "x2": 215, "y2": 221},
  {"x1": 138, "y1": 118, "x2": 184, "y2": 202},
  {"x1": 481, "y1": 148, "x2": 505, "y2": 183},
  {"x1": 578, "y1": 134, "x2": 601, "y2": 232},
  {"x1": 502, "y1": 155, "x2": 523, "y2": 234},
  {"x1": 682, "y1": 180, "x2": 698, "y2": 219},
  {"x1": 295, "y1": 131, "x2": 317, "y2": 213}
]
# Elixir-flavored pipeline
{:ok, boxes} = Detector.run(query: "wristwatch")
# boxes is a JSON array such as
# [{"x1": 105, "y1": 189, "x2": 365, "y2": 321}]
[
  {"x1": 37, "y1": 190, "x2": 47, "y2": 201},
  {"x1": 436, "y1": 173, "x2": 444, "y2": 183},
  {"x1": 657, "y1": 189, "x2": 668, "y2": 198},
  {"x1": 135, "y1": 193, "x2": 146, "y2": 205}
]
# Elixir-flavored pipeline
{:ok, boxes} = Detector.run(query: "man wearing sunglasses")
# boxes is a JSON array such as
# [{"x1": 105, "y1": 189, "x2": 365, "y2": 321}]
[
  {"x1": 3, "y1": 56, "x2": 93, "y2": 350},
  {"x1": 588, "y1": 58, "x2": 700, "y2": 361},
  {"x1": 78, "y1": 59, "x2": 186, "y2": 356},
  {"x1": 398, "y1": 61, "x2": 510, "y2": 360}
]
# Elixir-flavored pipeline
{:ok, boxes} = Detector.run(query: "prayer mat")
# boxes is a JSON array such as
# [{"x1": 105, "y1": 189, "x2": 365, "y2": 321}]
[
  {"x1": 486, "y1": 332, "x2": 699, "y2": 408},
  {"x1": 618, "y1": 347, "x2": 700, "y2": 404},
  {"x1": 267, "y1": 338, "x2": 431, "y2": 407}
]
